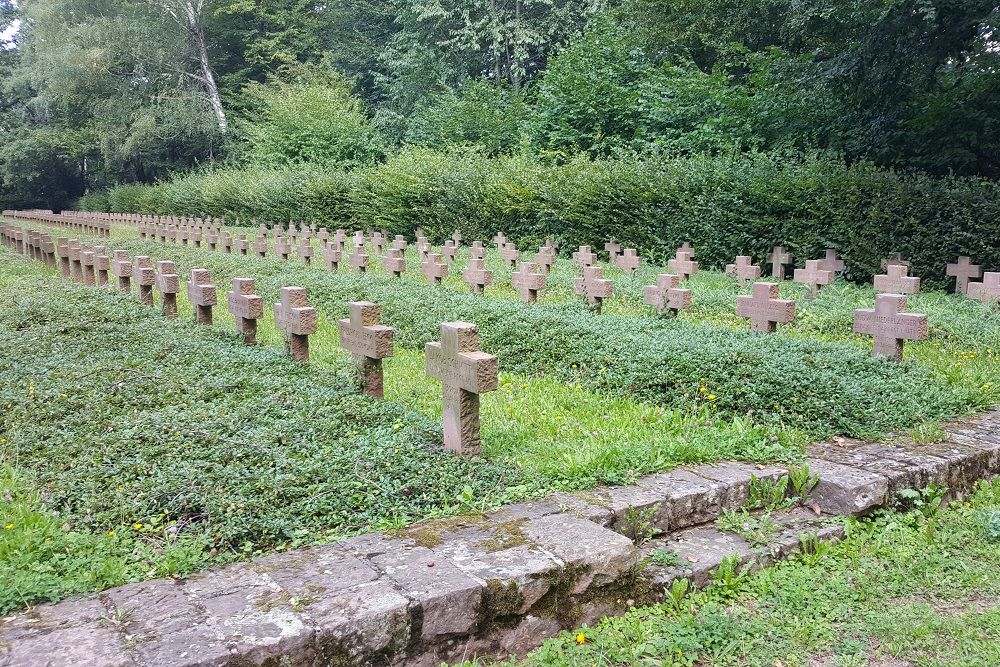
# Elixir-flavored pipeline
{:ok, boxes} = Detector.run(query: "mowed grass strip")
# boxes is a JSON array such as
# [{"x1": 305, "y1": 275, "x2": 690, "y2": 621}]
[
  {"x1": 18, "y1": 219, "x2": 998, "y2": 439},
  {"x1": 461, "y1": 479, "x2": 1000, "y2": 667}
]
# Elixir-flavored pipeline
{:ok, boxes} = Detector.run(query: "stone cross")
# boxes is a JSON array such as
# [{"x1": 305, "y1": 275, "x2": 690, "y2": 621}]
[
  {"x1": 880, "y1": 253, "x2": 910, "y2": 271},
  {"x1": 233, "y1": 234, "x2": 245, "y2": 255},
  {"x1": 67, "y1": 240, "x2": 83, "y2": 283},
  {"x1": 134, "y1": 256, "x2": 155, "y2": 306},
  {"x1": 276, "y1": 237, "x2": 292, "y2": 260},
  {"x1": 338, "y1": 302, "x2": 395, "y2": 398},
  {"x1": 572, "y1": 245, "x2": 596, "y2": 268},
  {"x1": 968, "y1": 273, "x2": 1000, "y2": 305},
  {"x1": 451, "y1": 230, "x2": 463, "y2": 246},
  {"x1": 667, "y1": 250, "x2": 698, "y2": 281},
  {"x1": 156, "y1": 260, "x2": 180, "y2": 319},
  {"x1": 57, "y1": 238, "x2": 70, "y2": 278},
  {"x1": 874, "y1": 264, "x2": 920, "y2": 294},
  {"x1": 206, "y1": 232, "x2": 218, "y2": 251},
  {"x1": 253, "y1": 235, "x2": 267, "y2": 257},
  {"x1": 462, "y1": 258, "x2": 493, "y2": 294},
  {"x1": 499, "y1": 243, "x2": 520, "y2": 269},
  {"x1": 492, "y1": 232, "x2": 507, "y2": 249},
  {"x1": 573, "y1": 266, "x2": 614, "y2": 314},
  {"x1": 382, "y1": 248, "x2": 406, "y2": 278},
  {"x1": 425, "y1": 322, "x2": 498, "y2": 456},
  {"x1": 470, "y1": 241, "x2": 486, "y2": 260},
  {"x1": 818, "y1": 248, "x2": 846, "y2": 274},
  {"x1": 604, "y1": 240, "x2": 621, "y2": 260},
  {"x1": 442, "y1": 240, "x2": 458, "y2": 263},
  {"x1": 323, "y1": 244, "x2": 342, "y2": 271},
  {"x1": 422, "y1": 253, "x2": 449, "y2": 285},
  {"x1": 177, "y1": 228, "x2": 189, "y2": 246},
  {"x1": 353, "y1": 231, "x2": 366, "y2": 248},
  {"x1": 415, "y1": 236, "x2": 431, "y2": 260},
  {"x1": 317, "y1": 229, "x2": 329, "y2": 247},
  {"x1": 793, "y1": 260, "x2": 834, "y2": 297},
  {"x1": 191, "y1": 229, "x2": 202, "y2": 248},
  {"x1": 372, "y1": 232, "x2": 385, "y2": 255},
  {"x1": 93, "y1": 246, "x2": 110, "y2": 286},
  {"x1": 614, "y1": 248, "x2": 642, "y2": 274},
  {"x1": 678, "y1": 242, "x2": 695, "y2": 258},
  {"x1": 111, "y1": 251, "x2": 132, "y2": 292},
  {"x1": 767, "y1": 246, "x2": 794, "y2": 280},
  {"x1": 187, "y1": 269, "x2": 217, "y2": 325},
  {"x1": 348, "y1": 243, "x2": 370, "y2": 272},
  {"x1": 80, "y1": 248, "x2": 96, "y2": 286},
  {"x1": 391, "y1": 235, "x2": 407, "y2": 252},
  {"x1": 725, "y1": 256, "x2": 761, "y2": 283},
  {"x1": 298, "y1": 238, "x2": 314, "y2": 265},
  {"x1": 853, "y1": 294, "x2": 928, "y2": 362},
  {"x1": 643, "y1": 274, "x2": 692, "y2": 317},
  {"x1": 227, "y1": 278, "x2": 263, "y2": 345},
  {"x1": 334, "y1": 229, "x2": 347, "y2": 249},
  {"x1": 737, "y1": 282, "x2": 796, "y2": 333},
  {"x1": 533, "y1": 248, "x2": 555, "y2": 274},
  {"x1": 946, "y1": 256, "x2": 982, "y2": 295},
  {"x1": 511, "y1": 262, "x2": 546, "y2": 303},
  {"x1": 274, "y1": 287, "x2": 318, "y2": 361}
]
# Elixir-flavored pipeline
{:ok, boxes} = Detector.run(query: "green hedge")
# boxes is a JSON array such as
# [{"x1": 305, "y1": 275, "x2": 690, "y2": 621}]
[{"x1": 87, "y1": 150, "x2": 1000, "y2": 289}]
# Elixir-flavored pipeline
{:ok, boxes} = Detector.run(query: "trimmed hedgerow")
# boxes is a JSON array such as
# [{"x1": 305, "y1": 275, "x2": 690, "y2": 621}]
[
  {"x1": 88, "y1": 149, "x2": 1000, "y2": 289},
  {"x1": 52, "y1": 234, "x2": 987, "y2": 440}
]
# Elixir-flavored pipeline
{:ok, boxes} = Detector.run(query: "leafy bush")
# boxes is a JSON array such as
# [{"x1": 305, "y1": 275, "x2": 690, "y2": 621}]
[
  {"x1": 95, "y1": 149, "x2": 1000, "y2": 289},
  {"x1": 241, "y1": 70, "x2": 384, "y2": 168}
]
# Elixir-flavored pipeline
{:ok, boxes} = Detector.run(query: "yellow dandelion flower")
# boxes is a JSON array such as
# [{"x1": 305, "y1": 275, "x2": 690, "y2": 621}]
[
  {"x1": 576, "y1": 632, "x2": 586, "y2": 645},
  {"x1": 4, "y1": 523, "x2": 13, "y2": 530},
  {"x1": 133, "y1": 523, "x2": 143, "y2": 530}
]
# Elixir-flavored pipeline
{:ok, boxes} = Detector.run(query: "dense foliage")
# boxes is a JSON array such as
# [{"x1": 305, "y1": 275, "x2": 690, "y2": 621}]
[
  {"x1": 86, "y1": 150, "x2": 1000, "y2": 289},
  {"x1": 1, "y1": 0, "x2": 998, "y2": 210}
]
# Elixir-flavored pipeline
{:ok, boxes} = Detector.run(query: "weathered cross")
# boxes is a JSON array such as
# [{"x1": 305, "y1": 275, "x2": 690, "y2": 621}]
[
  {"x1": 767, "y1": 246, "x2": 794, "y2": 280},
  {"x1": 415, "y1": 236, "x2": 431, "y2": 260},
  {"x1": 93, "y1": 246, "x2": 110, "y2": 286},
  {"x1": 512, "y1": 262, "x2": 546, "y2": 303},
  {"x1": 533, "y1": 247, "x2": 555, "y2": 274},
  {"x1": 317, "y1": 229, "x2": 329, "y2": 247},
  {"x1": 492, "y1": 232, "x2": 507, "y2": 249},
  {"x1": 572, "y1": 245, "x2": 596, "y2": 269},
  {"x1": 667, "y1": 250, "x2": 698, "y2": 281},
  {"x1": 604, "y1": 240, "x2": 621, "y2": 260},
  {"x1": 442, "y1": 240, "x2": 458, "y2": 263},
  {"x1": 614, "y1": 248, "x2": 642, "y2": 274},
  {"x1": 372, "y1": 232, "x2": 385, "y2": 255},
  {"x1": 643, "y1": 274, "x2": 692, "y2": 317},
  {"x1": 470, "y1": 241, "x2": 486, "y2": 260},
  {"x1": 56, "y1": 238, "x2": 70, "y2": 278},
  {"x1": 111, "y1": 251, "x2": 132, "y2": 292},
  {"x1": 451, "y1": 230, "x2": 463, "y2": 247},
  {"x1": 191, "y1": 230, "x2": 202, "y2": 248},
  {"x1": 274, "y1": 287, "x2": 318, "y2": 361},
  {"x1": 678, "y1": 242, "x2": 695, "y2": 258},
  {"x1": 462, "y1": 258, "x2": 493, "y2": 295},
  {"x1": 874, "y1": 264, "x2": 920, "y2": 295},
  {"x1": 298, "y1": 238, "x2": 314, "y2": 265},
  {"x1": 338, "y1": 302, "x2": 395, "y2": 398},
  {"x1": 227, "y1": 278, "x2": 263, "y2": 345},
  {"x1": 187, "y1": 269, "x2": 217, "y2": 325},
  {"x1": 134, "y1": 256, "x2": 156, "y2": 306},
  {"x1": 793, "y1": 259, "x2": 835, "y2": 298},
  {"x1": 253, "y1": 235, "x2": 268, "y2": 257},
  {"x1": 573, "y1": 266, "x2": 614, "y2": 314},
  {"x1": 276, "y1": 237, "x2": 292, "y2": 260},
  {"x1": 234, "y1": 234, "x2": 247, "y2": 255},
  {"x1": 499, "y1": 243, "x2": 520, "y2": 269},
  {"x1": 853, "y1": 294, "x2": 928, "y2": 362},
  {"x1": 968, "y1": 273, "x2": 1000, "y2": 305},
  {"x1": 80, "y1": 248, "x2": 96, "y2": 286},
  {"x1": 348, "y1": 243, "x2": 370, "y2": 273},
  {"x1": 67, "y1": 240, "x2": 83, "y2": 283},
  {"x1": 425, "y1": 322, "x2": 498, "y2": 456},
  {"x1": 206, "y1": 232, "x2": 218, "y2": 251},
  {"x1": 422, "y1": 253, "x2": 449, "y2": 285},
  {"x1": 321, "y1": 243, "x2": 341, "y2": 271},
  {"x1": 391, "y1": 235, "x2": 407, "y2": 252},
  {"x1": 737, "y1": 282, "x2": 796, "y2": 333},
  {"x1": 946, "y1": 256, "x2": 982, "y2": 295},
  {"x1": 725, "y1": 256, "x2": 761, "y2": 283},
  {"x1": 382, "y1": 248, "x2": 406, "y2": 278},
  {"x1": 156, "y1": 260, "x2": 180, "y2": 319},
  {"x1": 818, "y1": 248, "x2": 846, "y2": 274}
]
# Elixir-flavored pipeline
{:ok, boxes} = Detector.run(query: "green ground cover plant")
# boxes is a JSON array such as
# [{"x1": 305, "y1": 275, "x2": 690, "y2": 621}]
[
  {"x1": 461, "y1": 478, "x2": 1000, "y2": 667},
  {"x1": 16, "y1": 219, "x2": 998, "y2": 441}
]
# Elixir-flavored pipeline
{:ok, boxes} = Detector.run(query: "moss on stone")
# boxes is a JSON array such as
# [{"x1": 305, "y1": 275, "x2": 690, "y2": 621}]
[{"x1": 479, "y1": 518, "x2": 530, "y2": 553}]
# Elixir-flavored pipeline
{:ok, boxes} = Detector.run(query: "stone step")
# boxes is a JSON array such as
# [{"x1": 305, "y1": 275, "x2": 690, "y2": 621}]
[{"x1": 2, "y1": 410, "x2": 998, "y2": 667}]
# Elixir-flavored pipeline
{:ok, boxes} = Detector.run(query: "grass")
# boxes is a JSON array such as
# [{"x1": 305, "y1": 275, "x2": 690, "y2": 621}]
[{"x1": 459, "y1": 478, "x2": 1000, "y2": 667}]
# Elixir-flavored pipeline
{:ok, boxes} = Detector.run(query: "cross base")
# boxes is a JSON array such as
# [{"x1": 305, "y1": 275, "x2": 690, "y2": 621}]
[
  {"x1": 353, "y1": 353, "x2": 384, "y2": 398},
  {"x1": 162, "y1": 293, "x2": 178, "y2": 319},
  {"x1": 195, "y1": 304, "x2": 213, "y2": 325},
  {"x1": 138, "y1": 284, "x2": 153, "y2": 306},
  {"x1": 443, "y1": 385, "x2": 482, "y2": 456}
]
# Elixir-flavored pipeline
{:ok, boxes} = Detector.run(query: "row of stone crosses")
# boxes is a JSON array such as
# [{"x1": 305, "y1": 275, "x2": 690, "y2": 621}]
[{"x1": 4, "y1": 211, "x2": 999, "y2": 363}]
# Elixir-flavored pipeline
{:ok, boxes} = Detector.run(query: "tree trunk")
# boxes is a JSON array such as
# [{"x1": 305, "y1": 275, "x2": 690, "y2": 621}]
[{"x1": 184, "y1": 1, "x2": 227, "y2": 133}]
